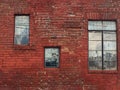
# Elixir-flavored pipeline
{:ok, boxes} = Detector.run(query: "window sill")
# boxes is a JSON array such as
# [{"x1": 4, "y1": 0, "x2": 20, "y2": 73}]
[
  {"x1": 88, "y1": 70, "x2": 118, "y2": 74},
  {"x1": 13, "y1": 44, "x2": 36, "y2": 50}
]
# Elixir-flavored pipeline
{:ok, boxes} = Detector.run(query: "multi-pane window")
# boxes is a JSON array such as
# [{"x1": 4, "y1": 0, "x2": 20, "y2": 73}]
[
  {"x1": 45, "y1": 47, "x2": 60, "y2": 68},
  {"x1": 14, "y1": 15, "x2": 29, "y2": 45},
  {"x1": 88, "y1": 21, "x2": 117, "y2": 70}
]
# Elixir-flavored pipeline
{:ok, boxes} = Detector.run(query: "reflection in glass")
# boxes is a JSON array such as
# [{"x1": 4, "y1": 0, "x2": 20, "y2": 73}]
[
  {"x1": 103, "y1": 41, "x2": 116, "y2": 50},
  {"x1": 88, "y1": 21, "x2": 117, "y2": 70},
  {"x1": 14, "y1": 16, "x2": 29, "y2": 45},
  {"x1": 104, "y1": 51, "x2": 116, "y2": 61},
  {"x1": 89, "y1": 32, "x2": 102, "y2": 40},
  {"x1": 88, "y1": 21, "x2": 116, "y2": 30},
  {"x1": 88, "y1": 21, "x2": 102, "y2": 30},
  {"x1": 15, "y1": 26, "x2": 29, "y2": 35},
  {"x1": 45, "y1": 48, "x2": 59, "y2": 67},
  {"x1": 103, "y1": 51, "x2": 117, "y2": 70},
  {"x1": 15, "y1": 16, "x2": 29, "y2": 25},
  {"x1": 89, "y1": 51, "x2": 102, "y2": 57},
  {"x1": 89, "y1": 51, "x2": 102, "y2": 70},
  {"x1": 89, "y1": 41, "x2": 102, "y2": 50},
  {"x1": 103, "y1": 21, "x2": 116, "y2": 30},
  {"x1": 14, "y1": 35, "x2": 29, "y2": 45},
  {"x1": 103, "y1": 31, "x2": 116, "y2": 40}
]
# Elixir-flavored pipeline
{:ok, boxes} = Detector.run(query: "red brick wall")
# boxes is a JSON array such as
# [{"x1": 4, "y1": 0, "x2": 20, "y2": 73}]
[{"x1": 0, "y1": 0, "x2": 119, "y2": 90}]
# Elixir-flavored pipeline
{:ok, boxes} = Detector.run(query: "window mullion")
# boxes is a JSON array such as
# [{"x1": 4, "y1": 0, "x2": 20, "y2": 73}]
[{"x1": 102, "y1": 30, "x2": 104, "y2": 70}]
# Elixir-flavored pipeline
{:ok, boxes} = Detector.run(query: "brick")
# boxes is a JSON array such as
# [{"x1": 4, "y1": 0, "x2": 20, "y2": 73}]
[{"x1": 0, "y1": 0, "x2": 119, "y2": 90}]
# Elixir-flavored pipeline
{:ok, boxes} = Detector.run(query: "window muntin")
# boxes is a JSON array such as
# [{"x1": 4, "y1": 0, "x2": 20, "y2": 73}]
[
  {"x1": 88, "y1": 21, "x2": 117, "y2": 70},
  {"x1": 45, "y1": 47, "x2": 60, "y2": 68},
  {"x1": 14, "y1": 15, "x2": 29, "y2": 45}
]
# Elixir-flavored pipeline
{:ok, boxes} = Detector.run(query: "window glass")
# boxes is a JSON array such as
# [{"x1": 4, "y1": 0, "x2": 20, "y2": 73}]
[
  {"x1": 89, "y1": 32, "x2": 102, "y2": 40},
  {"x1": 45, "y1": 48, "x2": 59, "y2": 67},
  {"x1": 103, "y1": 51, "x2": 117, "y2": 70},
  {"x1": 89, "y1": 51, "x2": 102, "y2": 70},
  {"x1": 88, "y1": 21, "x2": 117, "y2": 70},
  {"x1": 103, "y1": 41, "x2": 116, "y2": 50},
  {"x1": 89, "y1": 41, "x2": 102, "y2": 50},
  {"x1": 14, "y1": 15, "x2": 29, "y2": 45},
  {"x1": 103, "y1": 21, "x2": 116, "y2": 30},
  {"x1": 103, "y1": 31, "x2": 116, "y2": 40},
  {"x1": 88, "y1": 21, "x2": 102, "y2": 30}
]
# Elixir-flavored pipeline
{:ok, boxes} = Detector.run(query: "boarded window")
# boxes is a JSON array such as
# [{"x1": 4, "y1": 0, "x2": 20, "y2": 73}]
[
  {"x1": 88, "y1": 21, "x2": 117, "y2": 70},
  {"x1": 45, "y1": 47, "x2": 60, "y2": 68},
  {"x1": 14, "y1": 15, "x2": 29, "y2": 45}
]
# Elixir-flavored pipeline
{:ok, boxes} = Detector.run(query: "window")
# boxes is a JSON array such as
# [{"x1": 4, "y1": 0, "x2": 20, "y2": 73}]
[
  {"x1": 45, "y1": 47, "x2": 60, "y2": 68},
  {"x1": 14, "y1": 15, "x2": 29, "y2": 45},
  {"x1": 88, "y1": 21, "x2": 117, "y2": 70}
]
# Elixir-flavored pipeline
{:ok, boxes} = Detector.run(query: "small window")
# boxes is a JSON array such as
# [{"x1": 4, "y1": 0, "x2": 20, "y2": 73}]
[
  {"x1": 14, "y1": 15, "x2": 29, "y2": 45},
  {"x1": 88, "y1": 21, "x2": 117, "y2": 70},
  {"x1": 45, "y1": 47, "x2": 60, "y2": 68}
]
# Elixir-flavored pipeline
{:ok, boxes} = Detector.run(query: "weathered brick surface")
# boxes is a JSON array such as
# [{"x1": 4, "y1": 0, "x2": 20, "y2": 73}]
[{"x1": 0, "y1": 0, "x2": 120, "y2": 90}]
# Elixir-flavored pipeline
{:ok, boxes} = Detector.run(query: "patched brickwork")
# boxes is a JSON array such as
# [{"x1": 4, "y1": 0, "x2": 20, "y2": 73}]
[{"x1": 0, "y1": 0, "x2": 119, "y2": 90}]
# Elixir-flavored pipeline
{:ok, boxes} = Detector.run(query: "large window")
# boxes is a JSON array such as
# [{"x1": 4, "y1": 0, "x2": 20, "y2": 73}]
[
  {"x1": 88, "y1": 21, "x2": 117, "y2": 70},
  {"x1": 14, "y1": 15, "x2": 29, "y2": 45}
]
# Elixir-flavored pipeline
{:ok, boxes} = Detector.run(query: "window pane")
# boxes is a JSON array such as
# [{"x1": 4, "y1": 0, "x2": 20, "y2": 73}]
[
  {"x1": 15, "y1": 26, "x2": 29, "y2": 35},
  {"x1": 45, "y1": 48, "x2": 59, "y2": 67},
  {"x1": 89, "y1": 51, "x2": 102, "y2": 70},
  {"x1": 14, "y1": 35, "x2": 29, "y2": 45},
  {"x1": 104, "y1": 51, "x2": 116, "y2": 61},
  {"x1": 88, "y1": 21, "x2": 102, "y2": 30},
  {"x1": 89, "y1": 32, "x2": 102, "y2": 40},
  {"x1": 14, "y1": 15, "x2": 29, "y2": 45},
  {"x1": 103, "y1": 31, "x2": 116, "y2": 40},
  {"x1": 89, "y1": 41, "x2": 102, "y2": 50},
  {"x1": 103, "y1": 51, "x2": 117, "y2": 70},
  {"x1": 103, "y1": 21, "x2": 116, "y2": 30},
  {"x1": 15, "y1": 16, "x2": 29, "y2": 25},
  {"x1": 88, "y1": 21, "x2": 116, "y2": 30},
  {"x1": 103, "y1": 41, "x2": 116, "y2": 50}
]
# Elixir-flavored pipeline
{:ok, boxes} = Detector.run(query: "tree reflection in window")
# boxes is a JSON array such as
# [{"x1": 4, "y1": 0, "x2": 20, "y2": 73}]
[
  {"x1": 88, "y1": 21, "x2": 117, "y2": 70},
  {"x1": 45, "y1": 47, "x2": 60, "y2": 68}
]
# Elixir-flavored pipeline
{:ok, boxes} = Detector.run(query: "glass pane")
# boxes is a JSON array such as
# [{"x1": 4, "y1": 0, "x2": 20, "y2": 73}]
[
  {"x1": 89, "y1": 41, "x2": 102, "y2": 50},
  {"x1": 104, "y1": 51, "x2": 116, "y2": 61},
  {"x1": 103, "y1": 61, "x2": 117, "y2": 70},
  {"x1": 103, "y1": 51, "x2": 117, "y2": 70},
  {"x1": 45, "y1": 48, "x2": 59, "y2": 67},
  {"x1": 104, "y1": 41, "x2": 116, "y2": 50},
  {"x1": 14, "y1": 35, "x2": 29, "y2": 45},
  {"x1": 89, "y1": 51, "x2": 102, "y2": 58},
  {"x1": 15, "y1": 16, "x2": 29, "y2": 25},
  {"x1": 88, "y1": 21, "x2": 102, "y2": 30},
  {"x1": 103, "y1": 21, "x2": 116, "y2": 30},
  {"x1": 89, "y1": 32, "x2": 102, "y2": 40},
  {"x1": 14, "y1": 15, "x2": 29, "y2": 45},
  {"x1": 89, "y1": 51, "x2": 102, "y2": 70},
  {"x1": 103, "y1": 31, "x2": 116, "y2": 40},
  {"x1": 15, "y1": 26, "x2": 29, "y2": 35}
]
